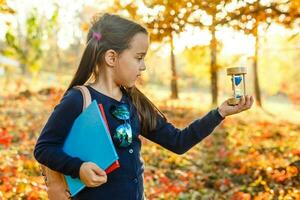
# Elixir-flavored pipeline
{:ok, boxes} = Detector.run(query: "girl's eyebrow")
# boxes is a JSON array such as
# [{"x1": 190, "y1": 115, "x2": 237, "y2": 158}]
[{"x1": 136, "y1": 52, "x2": 146, "y2": 55}]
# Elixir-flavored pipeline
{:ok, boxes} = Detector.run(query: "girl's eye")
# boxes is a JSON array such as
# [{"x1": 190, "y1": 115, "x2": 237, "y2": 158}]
[{"x1": 137, "y1": 57, "x2": 143, "y2": 61}]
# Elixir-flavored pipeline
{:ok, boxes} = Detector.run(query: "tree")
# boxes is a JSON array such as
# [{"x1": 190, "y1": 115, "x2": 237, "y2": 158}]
[
  {"x1": 108, "y1": 0, "x2": 141, "y2": 21},
  {"x1": 183, "y1": 0, "x2": 255, "y2": 105},
  {"x1": 143, "y1": 0, "x2": 195, "y2": 99},
  {"x1": 0, "y1": 0, "x2": 15, "y2": 14},
  {"x1": 109, "y1": 0, "x2": 239, "y2": 103},
  {"x1": 229, "y1": 0, "x2": 300, "y2": 107},
  {"x1": 110, "y1": 0, "x2": 194, "y2": 99},
  {"x1": 4, "y1": 7, "x2": 58, "y2": 75}
]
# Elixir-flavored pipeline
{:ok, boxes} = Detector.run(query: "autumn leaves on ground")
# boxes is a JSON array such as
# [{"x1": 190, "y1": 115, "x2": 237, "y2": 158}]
[{"x1": 0, "y1": 87, "x2": 299, "y2": 200}]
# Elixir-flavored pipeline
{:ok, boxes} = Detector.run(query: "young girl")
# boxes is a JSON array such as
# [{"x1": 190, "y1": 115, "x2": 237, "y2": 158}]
[{"x1": 34, "y1": 13, "x2": 253, "y2": 200}]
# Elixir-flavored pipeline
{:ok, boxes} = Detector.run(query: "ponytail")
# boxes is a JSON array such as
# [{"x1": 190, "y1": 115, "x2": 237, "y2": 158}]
[
  {"x1": 66, "y1": 39, "x2": 100, "y2": 91},
  {"x1": 127, "y1": 86, "x2": 166, "y2": 135}
]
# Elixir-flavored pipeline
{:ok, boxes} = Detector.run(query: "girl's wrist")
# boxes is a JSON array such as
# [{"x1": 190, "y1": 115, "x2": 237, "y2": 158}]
[{"x1": 217, "y1": 107, "x2": 226, "y2": 118}]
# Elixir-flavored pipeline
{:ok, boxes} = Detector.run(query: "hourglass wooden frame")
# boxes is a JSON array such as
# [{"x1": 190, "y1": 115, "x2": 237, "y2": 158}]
[{"x1": 226, "y1": 67, "x2": 247, "y2": 106}]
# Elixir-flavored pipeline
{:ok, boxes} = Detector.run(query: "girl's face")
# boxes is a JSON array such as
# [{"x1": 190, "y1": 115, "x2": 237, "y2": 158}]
[{"x1": 113, "y1": 32, "x2": 149, "y2": 88}]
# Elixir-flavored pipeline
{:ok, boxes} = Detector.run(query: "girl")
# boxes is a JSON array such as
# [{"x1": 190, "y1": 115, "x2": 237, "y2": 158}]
[{"x1": 34, "y1": 13, "x2": 253, "y2": 200}]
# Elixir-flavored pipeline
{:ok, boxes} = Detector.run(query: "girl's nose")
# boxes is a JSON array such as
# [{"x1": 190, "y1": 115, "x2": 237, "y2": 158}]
[{"x1": 140, "y1": 63, "x2": 146, "y2": 71}]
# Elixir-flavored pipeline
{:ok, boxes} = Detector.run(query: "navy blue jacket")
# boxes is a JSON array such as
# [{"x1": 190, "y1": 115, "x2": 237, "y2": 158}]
[{"x1": 34, "y1": 85, "x2": 224, "y2": 200}]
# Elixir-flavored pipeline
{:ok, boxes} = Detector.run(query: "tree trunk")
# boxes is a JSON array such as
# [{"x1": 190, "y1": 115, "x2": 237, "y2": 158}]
[
  {"x1": 253, "y1": 25, "x2": 262, "y2": 107},
  {"x1": 210, "y1": 23, "x2": 218, "y2": 105},
  {"x1": 55, "y1": 37, "x2": 61, "y2": 72},
  {"x1": 170, "y1": 35, "x2": 178, "y2": 99},
  {"x1": 17, "y1": 19, "x2": 27, "y2": 75}
]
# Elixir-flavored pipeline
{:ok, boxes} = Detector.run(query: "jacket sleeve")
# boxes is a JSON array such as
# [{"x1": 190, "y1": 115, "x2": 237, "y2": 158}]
[
  {"x1": 142, "y1": 109, "x2": 224, "y2": 155},
  {"x1": 33, "y1": 89, "x2": 84, "y2": 178}
]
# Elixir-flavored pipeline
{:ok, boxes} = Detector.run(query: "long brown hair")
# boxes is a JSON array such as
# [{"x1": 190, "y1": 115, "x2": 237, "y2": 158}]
[{"x1": 66, "y1": 13, "x2": 166, "y2": 135}]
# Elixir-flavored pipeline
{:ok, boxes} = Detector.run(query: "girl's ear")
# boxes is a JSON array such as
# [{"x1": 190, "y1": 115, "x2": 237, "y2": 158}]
[{"x1": 104, "y1": 49, "x2": 118, "y2": 67}]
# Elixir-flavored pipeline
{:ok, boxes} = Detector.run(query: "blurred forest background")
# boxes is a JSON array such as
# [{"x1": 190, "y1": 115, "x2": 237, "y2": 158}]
[{"x1": 0, "y1": 0, "x2": 300, "y2": 199}]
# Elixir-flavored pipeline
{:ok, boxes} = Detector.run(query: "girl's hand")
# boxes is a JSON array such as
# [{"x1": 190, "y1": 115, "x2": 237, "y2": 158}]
[
  {"x1": 79, "y1": 162, "x2": 107, "y2": 187},
  {"x1": 218, "y1": 95, "x2": 254, "y2": 118}
]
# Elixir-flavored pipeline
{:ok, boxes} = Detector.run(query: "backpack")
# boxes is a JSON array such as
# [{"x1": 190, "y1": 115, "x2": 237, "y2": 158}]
[{"x1": 39, "y1": 85, "x2": 91, "y2": 200}]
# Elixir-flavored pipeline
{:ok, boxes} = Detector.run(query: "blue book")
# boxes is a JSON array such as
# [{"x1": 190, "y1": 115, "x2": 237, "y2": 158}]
[{"x1": 63, "y1": 100, "x2": 119, "y2": 197}]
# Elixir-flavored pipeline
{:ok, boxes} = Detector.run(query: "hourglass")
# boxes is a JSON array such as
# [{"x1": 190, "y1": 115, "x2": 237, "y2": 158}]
[{"x1": 227, "y1": 67, "x2": 247, "y2": 106}]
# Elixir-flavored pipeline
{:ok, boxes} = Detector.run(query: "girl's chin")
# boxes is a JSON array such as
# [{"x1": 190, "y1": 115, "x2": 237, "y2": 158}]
[{"x1": 122, "y1": 82, "x2": 136, "y2": 88}]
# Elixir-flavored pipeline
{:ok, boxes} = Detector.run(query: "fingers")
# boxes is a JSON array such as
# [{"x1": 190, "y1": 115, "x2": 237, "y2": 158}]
[
  {"x1": 239, "y1": 95, "x2": 253, "y2": 111},
  {"x1": 88, "y1": 172, "x2": 107, "y2": 187},
  {"x1": 221, "y1": 95, "x2": 254, "y2": 117},
  {"x1": 91, "y1": 174, "x2": 107, "y2": 185},
  {"x1": 90, "y1": 164, "x2": 107, "y2": 185},
  {"x1": 91, "y1": 163, "x2": 106, "y2": 176},
  {"x1": 79, "y1": 162, "x2": 107, "y2": 187},
  {"x1": 248, "y1": 95, "x2": 254, "y2": 108},
  {"x1": 237, "y1": 96, "x2": 246, "y2": 109},
  {"x1": 245, "y1": 95, "x2": 253, "y2": 109}
]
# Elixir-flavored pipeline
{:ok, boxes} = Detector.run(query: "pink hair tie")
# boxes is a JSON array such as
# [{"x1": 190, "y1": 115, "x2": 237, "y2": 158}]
[{"x1": 92, "y1": 32, "x2": 102, "y2": 41}]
